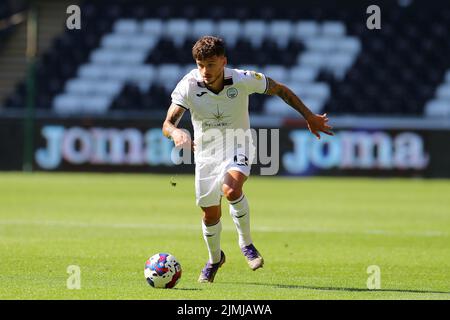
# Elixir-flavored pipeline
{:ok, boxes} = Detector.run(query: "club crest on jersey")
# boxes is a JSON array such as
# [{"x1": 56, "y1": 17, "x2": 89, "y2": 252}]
[{"x1": 227, "y1": 87, "x2": 238, "y2": 99}]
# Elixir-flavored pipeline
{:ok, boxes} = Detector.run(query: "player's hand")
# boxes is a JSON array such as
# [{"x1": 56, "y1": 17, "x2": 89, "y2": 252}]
[
  {"x1": 171, "y1": 128, "x2": 195, "y2": 151},
  {"x1": 306, "y1": 113, "x2": 334, "y2": 140}
]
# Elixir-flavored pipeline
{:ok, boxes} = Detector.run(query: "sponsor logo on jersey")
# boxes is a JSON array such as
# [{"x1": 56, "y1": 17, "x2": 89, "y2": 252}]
[
  {"x1": 250, "y1": 71, "x2": 263, "y2": 80},
  {"x1": 234, "y1": 154, "x2": 249, "y2": 166}
]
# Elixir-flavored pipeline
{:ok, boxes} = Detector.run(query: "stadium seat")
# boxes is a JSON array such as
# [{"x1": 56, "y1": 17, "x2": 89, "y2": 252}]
[
  {"x1": 288, "y1": 66, "x2": 319, "y2": 83},
  {"x1": 335, "y1": 36, "x2": 362, "y2": 54},
  {"x1": 165, "y1": 19, "x2": 190, "y2": 47},
  {"x1": 156, "y1": 64, "x2": 184, "y2": 92},
  {"x1": 268, "y1": 20, "x2": 293, "y2": 49},
  {"x1": 216, "y1": 20, "x2": 241, "y2": 47},
  {"x1": 243, "y1": 20, "x2": 267, "y2": 48},
  {"x1": 65, "y1": 79, "x2": 96, "y2": 95},
  {"x1": 102, "y1": 66, "x2": 133, "y2": 81},
  {"x1": 262, "y1": 65, "x2": 288, "y2": 83},
  {"x1": 304, "y1": 37, "x2": 338, "y2": 53},
  {"x1": 445, "y1": 70, "x2": 450, "y2": 83},
  {"x1": 297, "y1": 52, "x2": 326, "y2": 69},
  {"x1": 141, "y1": 19, "x2": 164, "y2": 37},
  {"x1": 3, "y1": 2, "x2": 448, "y2": 118},
  {"x1": 293, "y1": 21, "x2": 320, "y2": 40},
  {"x1": 77, "y1": 64, "x2": 105, "y2": 79},
  {"x1": 424, "y1": 100, "x2": 450, "y2": 117},
  {"x1": 113, "y1": 19, "x2": 139, "y2": 34},
  {"x1": 321, "y1": 21, "x2": 346, "y2": 37},
  {"x1": 264, "y1": 96, "x2": 298, "y2": 116},
  {"x1": 192, "y1": 20, "x2": 216, "y2": 40},
  {"x1": 436, "y1": 84, "x2": 450, "y2": 100}
]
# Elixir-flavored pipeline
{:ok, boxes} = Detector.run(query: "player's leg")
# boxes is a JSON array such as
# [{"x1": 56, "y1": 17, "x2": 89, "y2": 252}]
[
  {"x1": 222, "y1": 170, "x2": 251, "y2": 246},
  {"x1": 201, "y1": 204, "x2": 223, "y2": 264},
  {"x1": 198, "y1": 204, "x2": 226, "y2": 283},
  {"x1": 222, "y1": 170, "x2": 264, "y2": 270}
]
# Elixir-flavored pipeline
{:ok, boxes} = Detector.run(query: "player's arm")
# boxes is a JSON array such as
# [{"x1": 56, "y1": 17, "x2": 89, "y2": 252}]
[
  {"x1": 162, "y1": 103, "x2": 193, "y2": 148},
  {"x1": 265, "y1": 77, "x2": 334, "y2": 139}
]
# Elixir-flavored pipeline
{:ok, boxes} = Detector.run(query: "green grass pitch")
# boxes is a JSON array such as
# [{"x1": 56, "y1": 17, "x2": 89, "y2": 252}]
[{"x1": 0, "y1": 172, "x2": 449, "y2": 300}]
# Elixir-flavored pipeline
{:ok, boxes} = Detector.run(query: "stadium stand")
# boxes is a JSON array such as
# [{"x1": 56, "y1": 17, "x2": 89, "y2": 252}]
[
  {"x1": 2, "y1": 0, "x2": 450, "y2": 118},
  {"x1": 0, "y1": 1, "x2": 27, "y2": 48}
]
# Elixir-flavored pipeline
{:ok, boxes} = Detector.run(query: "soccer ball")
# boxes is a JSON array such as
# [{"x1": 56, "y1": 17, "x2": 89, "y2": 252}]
[{"x1": 144, "y1": 253, "x2": 182, "y2": 288}]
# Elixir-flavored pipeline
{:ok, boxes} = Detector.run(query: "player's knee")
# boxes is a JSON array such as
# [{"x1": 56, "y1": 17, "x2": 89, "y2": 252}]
[
  {"x1": 222, "y1": 184, "x2": 242, "y2": 201},
  {"x1": 202, "y1": 207, "x2": 221, "y2": 225},
  {"x1": 203, "y1": 213, "x2": 221, "y2": 225}
]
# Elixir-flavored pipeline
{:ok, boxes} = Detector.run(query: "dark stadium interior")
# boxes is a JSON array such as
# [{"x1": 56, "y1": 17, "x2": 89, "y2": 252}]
[{"x1": 1, "y1": 0, "x2": 450, "y2": 117}]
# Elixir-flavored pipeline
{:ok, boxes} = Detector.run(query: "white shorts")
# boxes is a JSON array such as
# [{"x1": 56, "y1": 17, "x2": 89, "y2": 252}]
[{"x1": 195, "y1": 153, "x2": 251, "y2": 208}]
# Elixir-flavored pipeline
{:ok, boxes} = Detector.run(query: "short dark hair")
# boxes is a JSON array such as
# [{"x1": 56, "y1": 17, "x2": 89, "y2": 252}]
[{"x1": 192, "y1": 36, "x2": 226, "y2": 61}]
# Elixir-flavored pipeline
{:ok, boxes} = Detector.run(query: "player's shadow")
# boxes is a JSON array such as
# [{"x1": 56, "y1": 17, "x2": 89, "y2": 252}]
[{"x1": 227, "y1": 282, "x2": 450, "y2": 295}]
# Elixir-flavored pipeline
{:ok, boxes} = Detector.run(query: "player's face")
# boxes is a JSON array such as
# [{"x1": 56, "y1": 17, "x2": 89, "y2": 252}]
[{"x1": 196, "y1": 55, "x2": 227, "y2": 86}]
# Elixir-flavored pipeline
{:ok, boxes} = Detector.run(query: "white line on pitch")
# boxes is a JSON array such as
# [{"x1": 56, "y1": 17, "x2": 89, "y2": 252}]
[{"x1": 0, "y1": 219, "x2": 447, "y2": 238}]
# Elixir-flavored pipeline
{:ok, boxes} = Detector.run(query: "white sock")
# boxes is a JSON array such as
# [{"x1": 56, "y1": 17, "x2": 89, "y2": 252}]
[
  {"x1": 202, "y1": 220, "x2": 222, "y2": 264},
  {"x1": 229, "y1": 194, "x2": 252, "y2": 248}
]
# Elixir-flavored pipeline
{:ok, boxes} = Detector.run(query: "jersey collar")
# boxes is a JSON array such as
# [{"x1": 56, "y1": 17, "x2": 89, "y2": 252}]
[{"x1": 196, "y1": 68, "x2": 233, "y2": 89}]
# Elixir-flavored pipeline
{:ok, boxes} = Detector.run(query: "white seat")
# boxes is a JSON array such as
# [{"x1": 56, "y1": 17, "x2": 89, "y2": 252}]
[
  {"x1": 335, "y1": 36, "x2": 362, "y2": 54},
  {"x1": 78, "y1": 64, "x2": 105, "y2": 79},
  {"x1": 217, "y1": 20, "x2": 241, "y2": 47},
  {"x1": 282, "y1": 82, "x2": 329, "y2": 105},
  {"x1": 192, "y1": 20, "x2": 216, "y2": 39},
  {"x1": 301, "y1": 97, "x2": 325, "y2": 114},
  {"x1": 445, "y1": 70, "x2": 450, "y2": 83},
  {"x1": 157, "y1": 64, "x2": 183, "y2": 91},
  {"x1": 92, "y1": 80, "x2": 123, "y2": 96},
  {"x1": 268, "y1": 86, "x2": 325, "y2": 114},
  {"x1": 141, "y1": 19, "x2": 163, "y2": 37},
  {"x1": 65, "y1": 79, "x2": 95, "y2": 95},
  {"x1": 101, "y1": 34, "x2": 129, "y2": 49},
  {"x1": 302, "y1": 82, "x2": 331, "y2": 100},
  {"x1": 90, "y1": 49, "x2": 118, "y2": 64},
  {"x1": 91, "y1": 49, "x2": 146, "y2": 65},
  {"x1": 103, "y1": 65, "x2": 133, "y2": 81},
  {"x1": 325, "y1": 53, "x2": 356, "y2": 79},
  {"x1": 268, "y1": 20, "x2": 293, "y2": 49},
  {"x1": 128, "y1": 65, "x2": 156, "y2": 91},
  {"x1": 264, "y1": 96, "x2": 297, "y2": 116},
  {"x1": 424, "y1": 100, "x2": 450, "y2": 117},
  {"x1": 165, "y1": 19, "x2": 190, "y2": 47},
  {"x1": 283, "y1": 82, "x2": 307, "y2": 98},
  {"x1": 436, "y1": 84, "x2": 450, "y2": 100},
  {"x1": 113, "y1": 19, "x2": 139, "y2": 34},
  {"x1": 114, "y1": 51, "x2": 147, "y2": 65},
  {"x1": 82, "y1": 95, "x2": 112, "y2": 113},
  {"x1": 297, "y1": 52, "x2": 326, "y2": 69},
  {"x1": 128, "y1": 35, "x2": 157, "y2": 51},
  {"x1": 53, "y1": 94, "x2": 81, "y2": 114},
  {"x1": 304, "y1": 37, "x2": 336, "y2": 52},
  {"x1": 243, "y1": 20, "x2": 267, "y2": 47},
  {"x1": 262, "y1": 65, "x2": 287, "y2": 83},
  {"x1": 288, "y1": 66, "x2": 319, "y2": 83},
  {"x1": 129, "y1": 65, "x2": 157, "y2": 82},
  {"x1": 321, "y1": 21, "x2": 346, "y2": 37},
  {"x1": 293, "y1": 21, "x2": 320, "y2": 40}
]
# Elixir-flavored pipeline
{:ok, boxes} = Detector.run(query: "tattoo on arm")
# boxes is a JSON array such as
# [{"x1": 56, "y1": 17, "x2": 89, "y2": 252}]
[
  {"x1": 265, "y1": 77, "x2": 314, "y2": 119},
  {"x1": 162, "y1": 104, "x2": 185, "y2": 138}
]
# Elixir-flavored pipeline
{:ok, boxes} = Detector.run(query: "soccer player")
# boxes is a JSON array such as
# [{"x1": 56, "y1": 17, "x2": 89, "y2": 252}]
[{"x1": 162, "y1": 36, "x2": 333, "y2": 283}]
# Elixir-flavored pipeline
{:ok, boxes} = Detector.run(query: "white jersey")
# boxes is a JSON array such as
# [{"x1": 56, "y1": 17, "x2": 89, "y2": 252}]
[{"x1": 171, "y1": 67, "x2": 268, "y2": 163}]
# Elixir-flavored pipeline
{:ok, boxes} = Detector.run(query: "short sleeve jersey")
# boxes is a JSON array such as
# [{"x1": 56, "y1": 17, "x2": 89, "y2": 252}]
[{"x1": 171, "y1": 67, "x2": 268, "y2": 162}]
